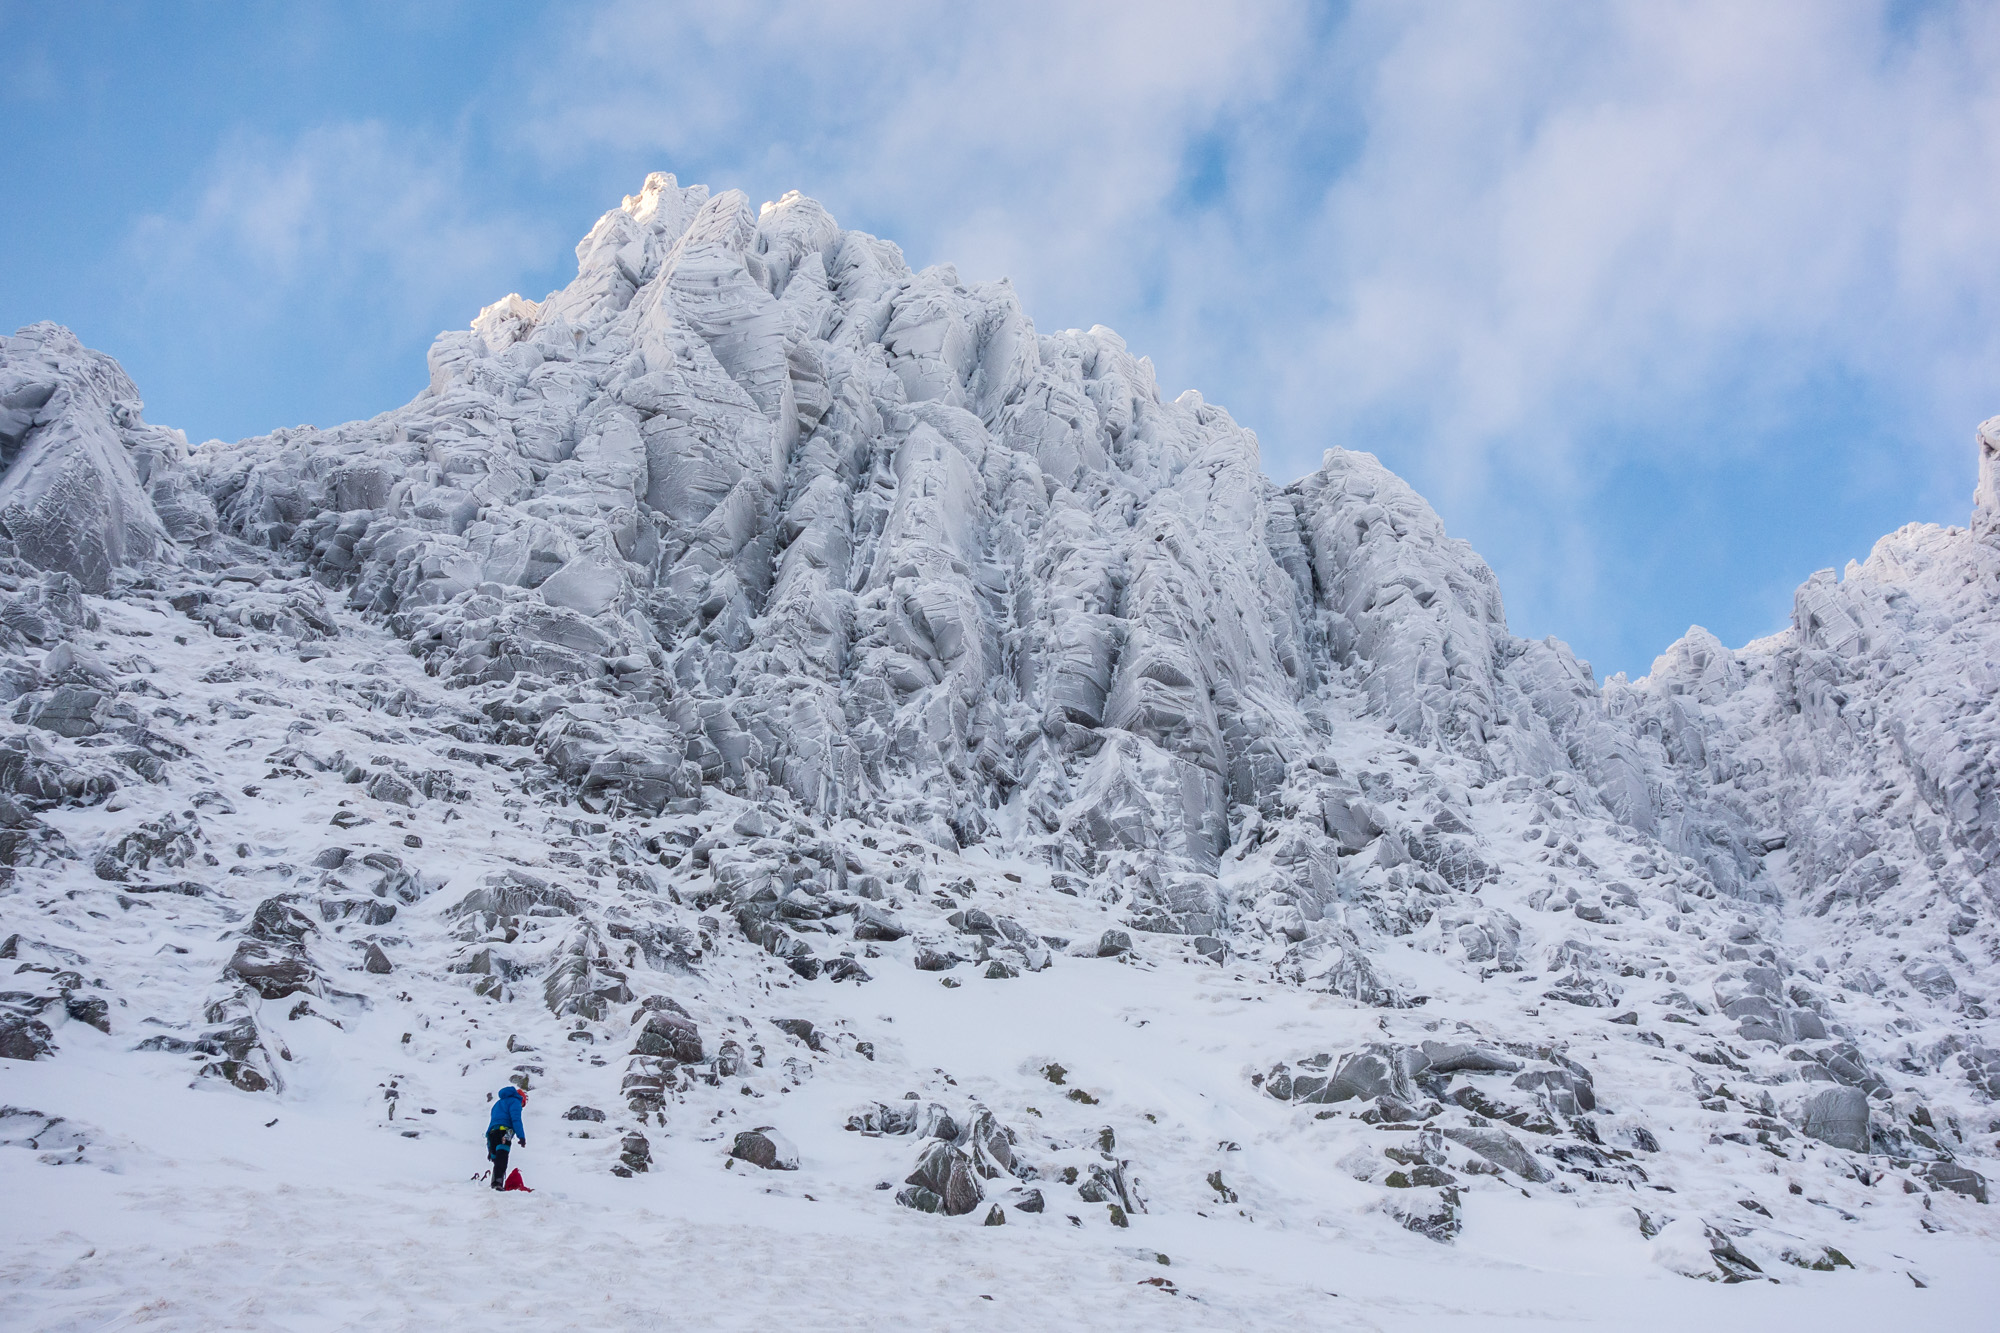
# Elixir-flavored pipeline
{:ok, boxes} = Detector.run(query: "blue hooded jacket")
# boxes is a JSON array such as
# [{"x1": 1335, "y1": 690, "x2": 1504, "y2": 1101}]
[{"x1": 488, "y1": 1086, "x2": 526, "y2": 1146}]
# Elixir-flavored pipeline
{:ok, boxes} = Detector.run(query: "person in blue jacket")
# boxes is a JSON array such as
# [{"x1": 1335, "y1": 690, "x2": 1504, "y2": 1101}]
[{"x1": 486, "y1": 1084, "x2": 528, "y2": 1189}]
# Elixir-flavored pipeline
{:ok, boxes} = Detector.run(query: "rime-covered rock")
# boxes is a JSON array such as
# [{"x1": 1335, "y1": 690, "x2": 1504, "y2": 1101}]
[
  {"x1": 1799, "y1": 1086, "x2": 1872, "y2": 1153},
  {"x1": 0, "y1": 324, "x2": 182, "y2": 590}
]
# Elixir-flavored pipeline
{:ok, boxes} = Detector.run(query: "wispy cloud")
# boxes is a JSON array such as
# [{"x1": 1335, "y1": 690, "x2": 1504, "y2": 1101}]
[
  {"x1": 115, "y1": 119, "x2": 556, "y2": 439},
  {"x1": 128, "y1": 121, "x2": 550, "y2": 331},
  {"x1": 523, "y1": 0, "x2": 1309, "y2": 330},
  {"x1": 1288, "y1": 2, "x2": 2000, "y2": 478}
]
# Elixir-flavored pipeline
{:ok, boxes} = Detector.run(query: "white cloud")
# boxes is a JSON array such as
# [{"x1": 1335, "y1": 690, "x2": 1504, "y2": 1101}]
[
  {"x1": 127, "y1": 121, "x2": 551, "y2": 332},
  {"x1": 524, "y1": 0, "x2": 1308, "y2": 328},
  {"x1": 1289, "y1": 2, "x2": 2000, "y2": 481}
]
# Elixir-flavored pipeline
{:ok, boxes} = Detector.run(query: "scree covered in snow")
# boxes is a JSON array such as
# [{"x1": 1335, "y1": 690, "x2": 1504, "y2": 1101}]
[{"x1": 1, "y1": 174, "x2": 1997, "y2": 1330}]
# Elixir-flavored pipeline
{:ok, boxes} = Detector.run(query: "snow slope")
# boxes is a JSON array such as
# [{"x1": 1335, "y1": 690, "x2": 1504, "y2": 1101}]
[{"x1": 1, "y1": 177, "x2": 1996, "y2": 1330}]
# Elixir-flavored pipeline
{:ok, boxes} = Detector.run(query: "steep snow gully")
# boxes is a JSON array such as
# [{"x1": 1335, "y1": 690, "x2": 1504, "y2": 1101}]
[{"x1": 2, "y1": 175, "x2": 1997, "y2": 1329}]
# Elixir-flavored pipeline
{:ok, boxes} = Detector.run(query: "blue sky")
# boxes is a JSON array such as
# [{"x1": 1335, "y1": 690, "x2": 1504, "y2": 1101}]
[{"x1": 6, "y1": 0, "x2": 1998, "y2": 680}]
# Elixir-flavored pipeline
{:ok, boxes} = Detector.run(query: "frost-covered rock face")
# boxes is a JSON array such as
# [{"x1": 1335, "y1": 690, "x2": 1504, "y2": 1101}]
[
  {"x1": 1610, "y1": 450, "x2": 2000, "y2": 1008},
  {"x1": 0, "y1": 323, "x2": 205, "y2": 591},
  {"x1": 1, "y1": 176, "x2": 1995, "y2": 1312},
  {"x1": 175, "y1": 174, "x2": 1663, "y2": 910}
]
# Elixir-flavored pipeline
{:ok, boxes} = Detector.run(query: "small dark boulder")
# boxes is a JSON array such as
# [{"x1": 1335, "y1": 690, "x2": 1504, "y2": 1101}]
[
  {"x1": 633, "y1": 1009, "x2": 703, "y2": 1063},
  {"x1": 852, "y1": 903, "x2": 907, "y2": 941},
  {"x1": 0, "y1": 1014, "x2": 55, "y2": 1060},
  {"x1": 773, "y1": 1018, "x2": 823, "y2": 1051},
  {"x1": 912, "y1": 947, "x2": 961, "y2": 972},
  {"x1": 896, "y1": 1185, "x2": 943, "y2": 1213},
  {"x1": 223, "y1": 940, "x2": 316, "y2": 1000},
  {"x1": 1917, "y1": 1160, "x2": 1988, "y2": 1204},
  {"x1": 364, "y1": 771, "x2": 418, "y2": 807},
  {"x1": 1442, "y1": 1126, "x2": 1553, "y2": 1183},
  {"x1": 1419, "y1": 1040, "x2": 1521, "y2": 1074},
  {"x1": 1385, "y1": 1164, "x2": 1459, "y2": 1189},
  {"x1": 905, "y1": 1139, "x2": 983, "y2": 1216},
  {"x1": 1706, "y1": 1226, "x2": 1764, "y2": 1283},
  {"x1": 62, "y1": 994, "x2": 110, "y2": 1033},
  {"x1": 21, "y1": 685, "x2": 104, "y2": 738},
  {"x1": 731, "y1": 1127, "x2": 800, "y2": 1170}
]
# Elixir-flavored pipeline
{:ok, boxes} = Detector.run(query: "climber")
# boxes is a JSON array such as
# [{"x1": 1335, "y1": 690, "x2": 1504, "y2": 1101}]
[{"x1": 486, "y1": 1084, "x2": 528, "y2": 1190}]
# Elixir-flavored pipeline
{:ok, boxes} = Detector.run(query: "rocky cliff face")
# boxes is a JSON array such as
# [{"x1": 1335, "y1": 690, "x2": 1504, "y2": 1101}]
[
  {"x1": 1612, "y1": 462, "x2": 2000, "y2": 1010},
  {"x1": 0, "y1": 176, "x2": 1993, "y2": 1307}
]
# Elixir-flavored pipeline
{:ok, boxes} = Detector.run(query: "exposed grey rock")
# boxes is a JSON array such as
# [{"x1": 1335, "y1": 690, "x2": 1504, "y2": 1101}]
[
  {"x1": 912, "y1": 946, "x2": 961, "y2": 972},
  {"x1": 17, "y1": 684, "x2": 103, "y2": 738},
  {"x1": 1380, "y1": 1179, "x2": 1462, "y2": 1243},
  {"x1": 902, "y1": 1139, "x2": 982, "y2": 1216},
  {"x1": 772, "y1": 1017, "x2": 823, "y2": 1050},
  {"x1": 1799, "y1": 1085, "x2": 1871, "y2": 1153},
  {"x1": 541, "y1": 924, "x2": 633, "y2": 1020},
  {"x1": 632, "y1": 1008, "x2": 704, "y2": 1063},
  {"x1": 1298, "y1": 1044, "x2": 1423, "y2": 1105},
  {"x1": 1706, "y1": 1226, "x2": 1765, "y2": 1283},
  {"x1": 0, "y1": 1012, "x2": 55, "y2": 1061},
  {"x1": 731, "y1": 1126, "x2": 799, "y2": 1170},
  {"x1": 1916, "y1": 1160, "x2": 1988, "y2": 1204},
  {"x1": 852, "y1": 902, "x2": 906, "y2": 941},
  {"x1": 1419, "y1": 1040, "x2": 1521, "y2": 1074},
  {"x1": 1441, "y1": 1127, "x2": 1554, "y2": 1183}
]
